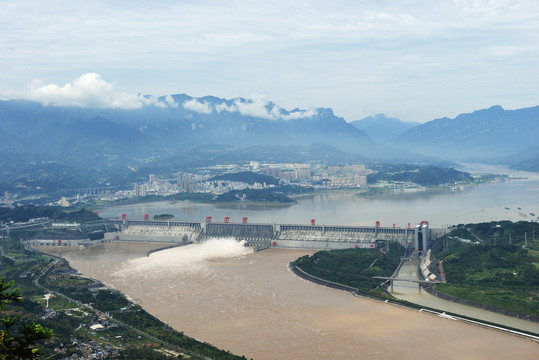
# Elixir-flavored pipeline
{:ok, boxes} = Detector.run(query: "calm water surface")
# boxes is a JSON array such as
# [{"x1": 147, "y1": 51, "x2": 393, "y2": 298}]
[{"x1": 98, "y1": 165, "x2": 539, "y2": 228}]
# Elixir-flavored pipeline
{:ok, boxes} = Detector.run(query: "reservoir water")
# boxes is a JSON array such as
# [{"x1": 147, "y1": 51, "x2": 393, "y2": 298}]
[
  {"x1": 98, "y1": 165, "x2": 539, "y2": 228},
  {"x1": 48, "y1": 164, "x2": 539, "y2": 359}
]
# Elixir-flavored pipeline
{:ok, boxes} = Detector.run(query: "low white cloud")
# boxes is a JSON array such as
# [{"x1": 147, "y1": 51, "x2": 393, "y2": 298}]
[
  {"x1": 232, "y1": 94, "x2": 275, "y2": 119},
  {"x1": 182, "y1": 94, "x2": 317, "y2": 120},
  {"x1": 214, "y1": 95, "x2": 318, "y2": 120},
  {"x1": 14, "y1": 73, "x2": 174, "y2": 109},
  {"x1": 215, "y1": 102, "x2": 237, "y2": 113},
  {"x1": 281, "y1": 108, "x2": 319, "y2": 120},
  {"x1": 183, "y1": 99, "x2": 213, "y2": 114},
  {"x1": 164, "y1": 95, "x2": 178, "y2": 108}
]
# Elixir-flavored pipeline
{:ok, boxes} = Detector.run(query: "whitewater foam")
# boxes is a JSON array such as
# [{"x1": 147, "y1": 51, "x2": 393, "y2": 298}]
[{"x1": 114, "y1": 238, "x2": 253, "y2": 280}]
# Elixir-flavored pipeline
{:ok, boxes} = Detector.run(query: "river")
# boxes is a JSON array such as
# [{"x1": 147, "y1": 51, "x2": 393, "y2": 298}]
[
  {"x1": 98, "y1": 164, "x2": 539, "y2": 229},
  {"x1": 43, "y1": 242, "x2": 538, "y2": 360},
  {"x1": 53, "y1": 165, "x2": 539, "y2": 358}
]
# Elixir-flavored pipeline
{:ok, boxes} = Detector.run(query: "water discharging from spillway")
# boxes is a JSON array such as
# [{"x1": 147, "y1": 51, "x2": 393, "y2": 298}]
[
  {"x1": 115, "y1": 238, "x2": 253, "y2": 279},
  {"x1": 52, "y1": 242, "x2": 538, "y2": 360}
]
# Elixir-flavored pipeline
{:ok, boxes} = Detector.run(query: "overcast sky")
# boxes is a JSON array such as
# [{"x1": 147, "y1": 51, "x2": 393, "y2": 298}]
[{"x1": 1, "y1": 0, "x2": 538, "y2": 123}]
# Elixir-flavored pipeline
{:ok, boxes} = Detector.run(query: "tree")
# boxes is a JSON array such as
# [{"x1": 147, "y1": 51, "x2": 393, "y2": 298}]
[{"x1": 1, "y1": 278, "x2": 53, "y2": 360}]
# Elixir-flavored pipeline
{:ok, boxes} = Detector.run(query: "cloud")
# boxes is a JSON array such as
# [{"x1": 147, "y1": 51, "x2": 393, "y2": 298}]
[
  {"x1": 183, "y1": 99, "x2": 213, "y2": 114},
  {"x1": 13, "y1": 73, "x2": 175, "y2": 109},
  {"x1": 215, "y1": 102, "x2": 238, "y2": 113},
  {"x1": 164, "y1": 95, "x2": 178, "y2": 108},
  {"x1": 2, "y1": 1, "x2": 537, "y2": 122},
  {"x1": 215, "y1": 95, "x2": 318, "y2": 120},
  {"x1": 232, "y1": 94, "x2": 275, "y2": 119},
  {"x1": 281, "y1": 108, "x2": 318, "y2": 120},
  {"x1": 182, "y1": 94, "x2": 317, "y2": 120}
]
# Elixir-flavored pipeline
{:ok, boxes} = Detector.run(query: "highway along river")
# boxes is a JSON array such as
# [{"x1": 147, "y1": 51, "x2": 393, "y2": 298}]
[{"x1": 42, "y1": 241, "x2": 538, "y2": 360}]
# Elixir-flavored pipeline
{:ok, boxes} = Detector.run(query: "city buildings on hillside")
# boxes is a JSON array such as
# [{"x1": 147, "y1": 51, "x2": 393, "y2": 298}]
[{"x1": 50, "y1": 162, "x2": 372, "y2": 206}]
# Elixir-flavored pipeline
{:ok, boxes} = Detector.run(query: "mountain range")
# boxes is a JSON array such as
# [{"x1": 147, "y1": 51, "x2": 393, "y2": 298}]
[
  {"x1": 350, "y1": 114, "x2": 419, "y2": 145},
  {"x1": 390, "y1": 105, "x2": 539, "y2": 163},
  {"x1": 1, "y1": 95, "x2": 538, "y2": 194},
  {"x1": 0, "y1": 95, "x2": 436, "y2": 169}
]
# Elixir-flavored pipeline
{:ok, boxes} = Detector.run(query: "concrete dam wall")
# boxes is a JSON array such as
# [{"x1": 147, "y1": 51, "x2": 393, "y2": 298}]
[{"x1": 106, "y1": 219, "x2": 428, "y2": 251}]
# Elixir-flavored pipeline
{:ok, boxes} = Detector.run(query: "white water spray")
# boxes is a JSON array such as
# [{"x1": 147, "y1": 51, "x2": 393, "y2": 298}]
[{"x1": 114, "y1": 238, "x2": 253, "y2": 280}]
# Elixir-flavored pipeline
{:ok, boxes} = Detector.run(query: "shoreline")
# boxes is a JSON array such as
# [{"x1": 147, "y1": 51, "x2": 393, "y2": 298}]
[
  {"x1": 89, "y1": 182, "x2": 480, "y2": 212},
  {"x1": 423, "y1": 285, "x2": 539, "y2": 323},
  {"x1": 33, "y1": 241, "x2": 539, "y2": 360},
  {"x1": 288, "y1": 261, "x2": 539, "y2": 340}
]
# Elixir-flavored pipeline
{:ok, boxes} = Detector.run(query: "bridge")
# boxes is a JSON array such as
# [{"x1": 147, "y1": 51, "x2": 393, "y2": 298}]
[
  {"x1": 103, "y1": 217, "x2": 441, "y2": 252},
  {"x1": 372, "y1": 276, "x2": 436, "y2": 293}
]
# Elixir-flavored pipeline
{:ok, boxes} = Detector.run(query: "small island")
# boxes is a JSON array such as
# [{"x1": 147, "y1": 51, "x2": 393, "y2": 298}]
[{"x1": 153, "y1": 213, "x2": 175, "y2": 221}]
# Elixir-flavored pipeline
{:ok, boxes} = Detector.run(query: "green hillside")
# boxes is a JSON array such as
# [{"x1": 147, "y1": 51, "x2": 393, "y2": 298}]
[
  {"x1": 431, "y1": 221, "x2": 539, "y2": 317},
  {"x1": 293, "y1": 242, "x2": 403, "y2": 295}
]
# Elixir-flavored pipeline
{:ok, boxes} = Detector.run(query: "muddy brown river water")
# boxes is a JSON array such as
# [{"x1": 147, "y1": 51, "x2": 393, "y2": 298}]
[{"x1": 38, "y1": 241, "x2": 538, "y2": 360}]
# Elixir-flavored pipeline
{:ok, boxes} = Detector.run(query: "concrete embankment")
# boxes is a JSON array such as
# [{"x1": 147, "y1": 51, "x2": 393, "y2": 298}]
[
  {"x1": 290, "y1": 262, "x2": 539, "y2": 341},
  {"x1": 289, "y1": 262, "x2": 358, "y2": 294},
  {"x1": 422, "y1": 285, "x2": 539, "y2": 323}
]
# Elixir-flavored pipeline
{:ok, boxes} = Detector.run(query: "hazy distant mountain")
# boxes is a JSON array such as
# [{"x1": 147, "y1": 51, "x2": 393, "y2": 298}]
[
  {"x1": 512, "y1": 154, "x2": 539, "y2": 172},
  {"x1": 6, "y1": 96, "x2": 534, "y2": 195},
  {"x1": 0, "y1": 96, "x2": 434, "y2": 169},
  {"x1": 392, "y1": 105, "x2": 539, "y2": 163},
  {"x1": 350, "y1": 114, "x2": 420, "y2": 144},
  {"x1": 507, "y1": 145, "x2": 539, "y2": 172}
]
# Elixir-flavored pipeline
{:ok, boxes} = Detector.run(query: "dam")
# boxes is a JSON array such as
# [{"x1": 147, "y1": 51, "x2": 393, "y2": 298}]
[{"x1": 102, "y1": 216, "x2": 443, "y2": 252}]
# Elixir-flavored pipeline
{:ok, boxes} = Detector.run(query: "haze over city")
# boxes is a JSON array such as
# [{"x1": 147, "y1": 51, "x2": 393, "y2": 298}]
[{"x1": 1, "y1": 0, "x2": 538, "y2": 123}]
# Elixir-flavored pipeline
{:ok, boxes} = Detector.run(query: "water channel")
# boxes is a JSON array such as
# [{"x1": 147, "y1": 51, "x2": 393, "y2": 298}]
[{"x1": 391, "y1": 258, "x2": 538, "y2": 333}]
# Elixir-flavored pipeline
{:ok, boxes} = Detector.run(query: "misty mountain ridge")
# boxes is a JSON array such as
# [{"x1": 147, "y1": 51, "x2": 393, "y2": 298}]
[
  {"x1": 391, "y1": 105, "x2": 539, "y2": 163},
  {"x1": 1, "y1": 96, "x2": 538, "y2": 175},
  {"x1": 349, "y1": 114, "x2": 420, "y2": 145},
  {"x1": 0, "y1": 95, "x2": 425, "y2": 165}
]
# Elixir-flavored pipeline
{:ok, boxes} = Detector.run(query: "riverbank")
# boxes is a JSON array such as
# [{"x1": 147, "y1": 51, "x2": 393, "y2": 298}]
[
  {"x1": 90, "y1": 184, "x2": 474, "y2": 212},
  {"x1": 289, "y1": 262, "x2": 539, "y2": 340},
  {"x1": 53, "y1": 242, "x2": 538, "y2": 360},
  {"x1": 423, "y1": 285, "x2": 539, "y2": 323}
]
